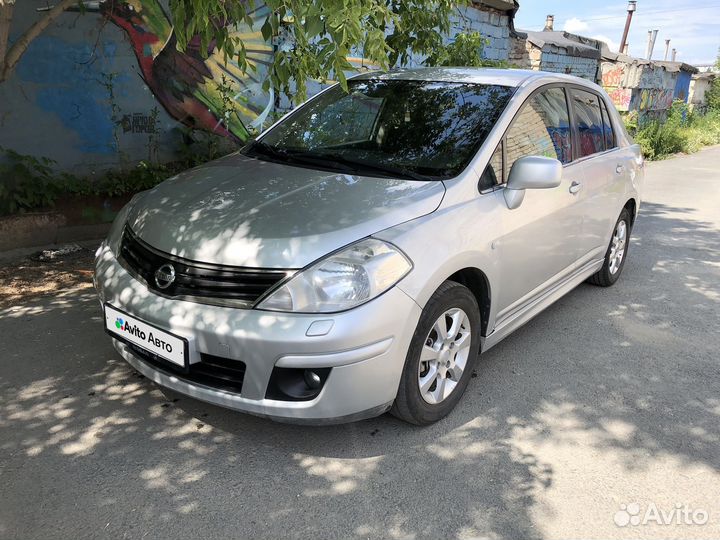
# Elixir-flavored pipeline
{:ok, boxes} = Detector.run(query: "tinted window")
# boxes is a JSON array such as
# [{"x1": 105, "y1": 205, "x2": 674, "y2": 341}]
[
  {"x1": 600, "y1": 100, "x2": 616, "y2": 150},
  {"x1": 249, "y1": 80, "x2": 515, "y2": 180},
  {"x1": 505, "y1": 87, "x2": 572, "y2": 176},
  {"x1": 480, "y1": 142, "x2": 503, "y2": 190},
  {"x1": 572, "y1": 89, "x2": 605, "y2": 157}
]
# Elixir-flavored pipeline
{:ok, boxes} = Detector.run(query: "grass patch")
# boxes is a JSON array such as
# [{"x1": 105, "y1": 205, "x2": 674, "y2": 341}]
[{"x1": 624, "y1": 102, "x2": 720, "y2": 161}]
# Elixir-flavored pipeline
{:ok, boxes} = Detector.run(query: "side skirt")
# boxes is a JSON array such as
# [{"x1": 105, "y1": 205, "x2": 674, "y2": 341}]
[{"x1": 480, "y1": 259, "x2": 604, "y2": 352}]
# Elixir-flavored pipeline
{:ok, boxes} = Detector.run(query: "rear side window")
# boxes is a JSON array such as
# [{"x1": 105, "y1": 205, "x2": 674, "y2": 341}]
[
  {"x1": 505, "y1": 87, "x2": 572, "y2": 177},
  {"x1": 600, "y1": 100, "x2": 616, "y2": 150},
  {"x1": 571, "y1": 89, "x2": 605, "y2": 157}
]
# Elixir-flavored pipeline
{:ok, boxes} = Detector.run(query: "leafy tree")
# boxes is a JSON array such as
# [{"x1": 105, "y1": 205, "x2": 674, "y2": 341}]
[
  {"x1": 2, "y1": 0, "x2": 478, "y2": 100},
  {"x1": 0, "y1": 0, "x2": 79, "y2": 82},
  {"x1": 170, "y1": 0, "x2": 468, "y2": 102},
  {"x1": 425, "y1": 31, "x2": 490, "y2": 67},
  {"x1": 705, "y1": 47, "x2": 720, "y2": 112}
]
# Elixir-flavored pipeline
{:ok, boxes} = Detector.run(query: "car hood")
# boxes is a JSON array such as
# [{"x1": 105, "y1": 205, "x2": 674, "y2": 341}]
[{"x1": 127, "y1": 153, "x2": 445, "y2": 268}]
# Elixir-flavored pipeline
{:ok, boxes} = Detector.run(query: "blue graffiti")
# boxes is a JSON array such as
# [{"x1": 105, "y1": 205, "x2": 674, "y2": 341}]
[{"x1": 15, "y1": 36, "x2": 130, "y2": 155}]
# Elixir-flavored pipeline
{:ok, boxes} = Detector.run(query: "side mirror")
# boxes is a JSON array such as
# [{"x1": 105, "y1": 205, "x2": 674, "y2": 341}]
[{"x1": 503, "y1": 156, "x2": 563, "y2": 210}]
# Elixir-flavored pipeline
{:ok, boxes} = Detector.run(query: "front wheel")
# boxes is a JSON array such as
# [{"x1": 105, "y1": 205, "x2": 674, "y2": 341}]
[
  {"x1": 588, "y1": 208, "x2": 632, "y2": 287},
  {"x1": 391, "y1": 281, "x2": 481, "y2": 425}
]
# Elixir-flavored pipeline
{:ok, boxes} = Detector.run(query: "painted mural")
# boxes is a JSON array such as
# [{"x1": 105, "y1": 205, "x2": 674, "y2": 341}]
[
  {"x1": 601, "y1": 60, "x2": 680, "y2": 114},
  {"x1": 632, "y1": 88, "x2": 674, "y2": 112},
  {"x1": 607, "y1": 87, "x2": 632, "y2": 111},
  {"x1": 85, "y1": 0, "x2": 274, "y2": 143}
]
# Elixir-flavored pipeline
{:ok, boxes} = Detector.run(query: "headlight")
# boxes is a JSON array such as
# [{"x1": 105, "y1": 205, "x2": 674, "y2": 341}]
[
  {"x1": 105, "y1": 191, "x2": 147, "y2": 255},
  {"x1": 257, "y1": 238, "x2": 412, "y2": 313}
]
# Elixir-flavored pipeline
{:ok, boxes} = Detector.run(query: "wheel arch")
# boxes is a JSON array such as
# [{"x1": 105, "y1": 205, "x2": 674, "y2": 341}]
[
  {"x1": 624, "y1": 198, "x2": 637, "y2": 227},
  {"x1": 446, "y1": 267, "x2": 492, "y2": 337}
]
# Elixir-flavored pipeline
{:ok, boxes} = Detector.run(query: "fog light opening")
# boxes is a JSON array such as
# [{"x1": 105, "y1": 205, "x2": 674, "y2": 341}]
[
  {"x1": 266, "y1": 367, "x2": 331, "y2": 401},
  {"x1": 304, "y1": 369, "x2": 322, "y2": 390}
]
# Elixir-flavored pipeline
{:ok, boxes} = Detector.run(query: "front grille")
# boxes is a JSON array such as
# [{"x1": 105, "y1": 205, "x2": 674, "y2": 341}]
[
  {"x1": 118, "y1": 227, "x2": 291, "y2": 306},
  {"x1": 129, "y1": 343, "x2": 246, "y2": 394}
]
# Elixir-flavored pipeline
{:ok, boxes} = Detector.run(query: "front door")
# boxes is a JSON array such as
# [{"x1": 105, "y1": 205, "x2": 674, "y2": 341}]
[{"x1": 494, "y1": 86, "x2": 585, "y2": 323}]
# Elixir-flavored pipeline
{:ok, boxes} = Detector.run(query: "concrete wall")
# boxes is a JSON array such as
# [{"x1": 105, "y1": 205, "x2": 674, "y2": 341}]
[{"x1": 689, "y1": 75, "x2": 717, "y2": 111}]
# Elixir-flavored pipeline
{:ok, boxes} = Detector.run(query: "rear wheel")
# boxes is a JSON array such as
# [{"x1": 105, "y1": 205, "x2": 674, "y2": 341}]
[
  {"x1": 588, "y1": 208, "x2": 631, "y2": 287},
  {"x1": 391, "y1": 281, "x2": 481, "y2": 425}
]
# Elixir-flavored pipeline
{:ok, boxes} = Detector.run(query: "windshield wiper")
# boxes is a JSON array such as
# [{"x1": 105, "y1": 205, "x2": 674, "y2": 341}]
[
  {"x1": 247, "y1": 142, "x2": 358, "y2": 173},
  {"x1": 300, "y1": 151, "x2": 435, "y2": 181},
  {"x1": 248, "y1": 142, "x2": 436, "y2": 181},
  {"x1": 247, "y1": 141, "x2": 293, "y2": 161}
]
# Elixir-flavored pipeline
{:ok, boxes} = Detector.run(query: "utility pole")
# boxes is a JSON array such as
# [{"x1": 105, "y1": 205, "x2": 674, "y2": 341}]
[
  {"x1": 664, "y1": 39, "x2": 671, "y2": 61},
  {"x1": 619, "y1": 1, "x2": 637, "y2": 54}
]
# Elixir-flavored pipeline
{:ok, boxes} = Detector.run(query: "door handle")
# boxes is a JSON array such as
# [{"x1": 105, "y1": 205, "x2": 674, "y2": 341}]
[
  {"x1": 616, "y1": 164, "x2": 625, "y2": 174},
  {"x1": 569, "y1": 181, "x2": 582, "y2": 195}
]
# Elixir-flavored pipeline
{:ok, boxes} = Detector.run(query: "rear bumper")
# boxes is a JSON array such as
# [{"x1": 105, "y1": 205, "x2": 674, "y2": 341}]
[{"x1": 95, "y1": 244, "x2": 422, "y2": 423}]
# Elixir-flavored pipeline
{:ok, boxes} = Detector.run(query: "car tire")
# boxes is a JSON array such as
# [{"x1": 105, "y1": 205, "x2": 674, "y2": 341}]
[
  {"x1": 391, "y1": 280, "x2": 482, "y2": 425},
  {"x1": 587, "y1": 208, "x2": 632, "y2": 287}
]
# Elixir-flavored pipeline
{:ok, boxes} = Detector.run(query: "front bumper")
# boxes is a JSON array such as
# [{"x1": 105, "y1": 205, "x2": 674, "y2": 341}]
[{"x1": 95, "y1": 244, "x2": 422, "y2": 423}]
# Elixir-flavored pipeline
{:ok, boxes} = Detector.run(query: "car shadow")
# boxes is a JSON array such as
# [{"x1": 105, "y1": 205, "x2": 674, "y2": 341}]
[{"x1": 2, "y1": 200, "x2": 719, "y2": 539}]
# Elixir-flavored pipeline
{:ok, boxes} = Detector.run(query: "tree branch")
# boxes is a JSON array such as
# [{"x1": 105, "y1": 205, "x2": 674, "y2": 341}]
[
  {"x1": 0, "y1": 1, "x2": 13, "y2": 78},
  {"x1": 0, "y1": 0, "x2": 76, "y2": 82}
]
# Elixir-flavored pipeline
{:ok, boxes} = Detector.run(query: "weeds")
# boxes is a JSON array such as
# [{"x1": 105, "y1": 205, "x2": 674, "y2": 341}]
[{"x1": 624, "y1": 101, "x2": 720, "y2": 160}]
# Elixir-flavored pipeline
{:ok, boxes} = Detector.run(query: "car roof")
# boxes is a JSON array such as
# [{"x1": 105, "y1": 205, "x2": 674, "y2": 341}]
[{"x1": 351, "y1": 67, "x2": 596, "y2": 89}]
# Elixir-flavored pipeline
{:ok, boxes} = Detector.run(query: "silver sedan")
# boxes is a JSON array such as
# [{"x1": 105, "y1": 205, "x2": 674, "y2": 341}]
[{"x1": 94, "y1": 67, "x2": 643, "y2": 425}]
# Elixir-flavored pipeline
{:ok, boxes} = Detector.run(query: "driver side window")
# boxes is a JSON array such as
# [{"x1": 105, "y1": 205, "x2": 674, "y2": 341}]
[{"x1": 505, "y1": 87, "x2": 572, "y2": 178}]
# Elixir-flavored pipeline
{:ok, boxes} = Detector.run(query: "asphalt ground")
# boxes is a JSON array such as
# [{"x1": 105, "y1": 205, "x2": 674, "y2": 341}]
[{"x1": 1, "y1": 146, "x2": 719, "y2": 539}]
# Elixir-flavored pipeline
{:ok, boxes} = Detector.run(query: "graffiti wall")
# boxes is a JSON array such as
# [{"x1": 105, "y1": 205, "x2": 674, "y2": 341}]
[
  {"x1": 601, "y1": 60, "x2": 681, "y2": 115},
  {"x1": 606, "y1": 87, "x2": 632, "y2": 111},
  {"x1": 0, "y1": 0, "x2": 518, "y2": 173},
  {"x1": 0, "y1": 1, "x2": 273, "y2": 172}
]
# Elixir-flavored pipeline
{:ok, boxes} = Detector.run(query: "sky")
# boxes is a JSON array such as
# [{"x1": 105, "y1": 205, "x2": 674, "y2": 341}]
[{"x1": 513, "y1": 0, "x2": 720, "y2": 66}]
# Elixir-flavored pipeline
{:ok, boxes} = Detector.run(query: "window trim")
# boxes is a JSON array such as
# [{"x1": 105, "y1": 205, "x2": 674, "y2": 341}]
[
  {"x1": 478, "y1": 140, "x2": 505, "y2": 193},
  {"x1": 599, "y1": 99, "x2": 617, "y2": 150}
]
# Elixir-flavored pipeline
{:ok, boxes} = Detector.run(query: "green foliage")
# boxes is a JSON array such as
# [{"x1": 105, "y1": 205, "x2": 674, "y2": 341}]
[
  {"x1": 704, "y1": 47, "x2": 720, "y2": 112},
  {"x1": 0, "y1": 148, "x2": 62, "y2": 214},
  {"x1": 425, "y1": 31, "x2": 490, "y2": 68},
  {"x1": 0, "y1": 124, "x2": 240, "y2": 215},
  {"x1": 705, "y1": 78, "x2": 720, "y2": 113},
  {"x1": 169, "y1": 0, "x2": 469, "y2": 103},
  {"x1": 0, "y1": 146, "x2": 216, "y2": 216},
  {"x1": 623, "y1": 101, "x2": 720, "y2": 161}
]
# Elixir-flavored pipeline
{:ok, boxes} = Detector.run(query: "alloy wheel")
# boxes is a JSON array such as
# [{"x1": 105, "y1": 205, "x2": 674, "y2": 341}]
[
  {"x1": 609, "y1": 219, "x2": 627, "y2": 275},
  {"x1": 418, "y1": 308, "x2": 472, "y2": 404}
]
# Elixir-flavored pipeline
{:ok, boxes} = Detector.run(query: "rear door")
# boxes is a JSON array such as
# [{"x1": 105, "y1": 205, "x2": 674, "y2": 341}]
[{"x1": 568, "y1": 87, "x2": 627, "y2": 265}]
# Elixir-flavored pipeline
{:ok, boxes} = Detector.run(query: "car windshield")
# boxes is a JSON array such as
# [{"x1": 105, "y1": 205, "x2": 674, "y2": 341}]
[{"x1": 244, "y1": 79, "x2": 515, "y2": 180}]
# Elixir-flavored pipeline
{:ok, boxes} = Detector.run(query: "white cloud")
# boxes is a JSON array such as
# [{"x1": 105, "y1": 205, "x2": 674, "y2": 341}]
[
  {"x1": 592, "y1": 34, "x2": 619, "y2": 54},
  {"x1": 563, "y1": 17, "x2": 589, "y2": 34}
]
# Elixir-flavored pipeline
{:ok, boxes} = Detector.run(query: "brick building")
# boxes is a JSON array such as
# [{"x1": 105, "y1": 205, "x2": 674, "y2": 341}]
[{"x1": 509, "y1": 16, "x2": 602, "y2": 82}]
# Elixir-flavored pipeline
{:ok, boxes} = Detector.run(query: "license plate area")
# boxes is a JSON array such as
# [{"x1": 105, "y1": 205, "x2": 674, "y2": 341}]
[{"x1": 104, "y1": 303, "x2": 189, "y2": 371}]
